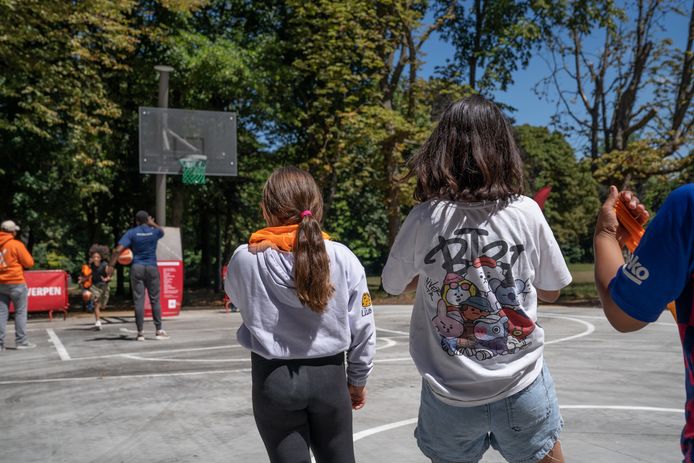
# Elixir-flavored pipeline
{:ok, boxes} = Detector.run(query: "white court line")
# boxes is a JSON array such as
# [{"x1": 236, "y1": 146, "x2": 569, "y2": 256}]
[
  {"x1": 378, "y1": 327, "x2": 410, "y2": 336},
  {"x1": 121, "y1": 354, "x2": 250, "y2": 363},
  {"x1": 542, "y1": 314, "x2": 595, "y2": 345},
  {"x1": 70, "y1": 344, "x2": 243, "y2": 361},
  {"x1": 76, "y1": 336, "x2": 396, "y2": 363},
  {"x1": 118, "y1": 327, "x2": 234, "y2": 333},
  {"x1": 543, "y1": 311, "x2": 676, "y2": 327},
  {"x1": 120, "y1": 337, "x2": 397, "y2": 363},
  {"x1": 376, "y1": 337, "x2": 397, "y2": 350},
  {"x1": 354, "y1": 418, "x2": 418, "y2": 441},
  {"x1": 0, "y1": 368, "x2": 251, "y2": 385},
  {"x1": 352, "y1": 405, "x2": 683, "y2": 441},
  {"x1": 561, "y1": 405, "x2": 682, "y2": 413},
  {"x1": 46, "y1": 329, "x2": 70, "y2": 361}
]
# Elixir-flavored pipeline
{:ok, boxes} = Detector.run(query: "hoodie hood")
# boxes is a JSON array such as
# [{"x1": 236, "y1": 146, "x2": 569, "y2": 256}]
[
  {"x1": 224, "y1": 240, "x2": 376, "y2": 386},
  {"x1": 0, "y1": 232, "x2": 14, "y2": 248},
  {"x1": 256, "y1": 249, "x2": 305, "y2": 309}
]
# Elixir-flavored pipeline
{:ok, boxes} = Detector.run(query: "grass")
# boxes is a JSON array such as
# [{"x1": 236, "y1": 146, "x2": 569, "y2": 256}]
[{"x1": 568, "y1": 263, "x2": 595, "y2": 284}]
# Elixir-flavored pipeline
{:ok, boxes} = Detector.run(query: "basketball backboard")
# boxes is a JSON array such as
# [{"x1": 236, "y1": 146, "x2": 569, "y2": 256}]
[{"x1": 138, "y1": 107, "x2": 237, "y2": 176}]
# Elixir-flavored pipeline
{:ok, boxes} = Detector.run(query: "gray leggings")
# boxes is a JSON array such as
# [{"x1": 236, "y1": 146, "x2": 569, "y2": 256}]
[
  {"x1": 130, "y1": 264, "x2": 162, "y2": 332},
  {"x1": 251, "y1": 352, "x2": 355, "y2": 463}
]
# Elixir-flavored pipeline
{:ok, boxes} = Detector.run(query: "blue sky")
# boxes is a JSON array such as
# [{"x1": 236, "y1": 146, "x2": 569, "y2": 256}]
[{"x1": 417, "y1": 3, "x2": 691, "y2": 154}]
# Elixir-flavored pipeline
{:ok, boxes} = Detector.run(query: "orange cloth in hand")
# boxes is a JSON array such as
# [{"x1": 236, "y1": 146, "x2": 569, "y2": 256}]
[{"x1": 249, "y1": 225, "x2": 330, "y2": 252}]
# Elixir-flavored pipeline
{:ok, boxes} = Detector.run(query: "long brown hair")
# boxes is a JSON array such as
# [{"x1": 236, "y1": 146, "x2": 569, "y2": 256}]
[
  {"x1": 407, "y1": 94, "x2": 524, "y2": 202},
  {"x1": 261, "y1": 166, "x2": 334, "y2": 313}
]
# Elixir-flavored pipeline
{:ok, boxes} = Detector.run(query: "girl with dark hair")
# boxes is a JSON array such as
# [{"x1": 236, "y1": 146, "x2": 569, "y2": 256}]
[
  {"x1": 382, "y1": 95, "x2": 571, "y2": 463},
  {"x1": 224, "y1": 166, "x2": 376, "y2": 463}
]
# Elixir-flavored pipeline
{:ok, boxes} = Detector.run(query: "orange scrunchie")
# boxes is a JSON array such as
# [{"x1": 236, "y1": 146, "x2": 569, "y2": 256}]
[{"x1": 248, "y1": 224, "x2": 330, "y2": 252}]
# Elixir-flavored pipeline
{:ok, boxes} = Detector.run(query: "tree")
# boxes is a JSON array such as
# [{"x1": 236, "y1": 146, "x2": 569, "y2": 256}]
[
  {"x1": 436, "y1": 0, "x2": 553, "y2": 93},
  {"x1": 516, "y1": 125, "x2": 600, "y2": 262},
  {"x1": 541, "y1": 0, "x2": 693, "y2": 185},
  {"x1": 0, "y1": 0, "x2": 138, "y2": 272}
]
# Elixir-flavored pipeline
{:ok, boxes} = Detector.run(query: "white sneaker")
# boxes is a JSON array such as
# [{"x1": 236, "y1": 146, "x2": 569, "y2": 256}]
[
  {"x1": 95, "y1": 321, "x2": 102, "y2": 331},
  {"x1": 136, "y1": 332, "x2": 145, "y2": 341},
  {"x1": 16, "y1": 342, "x2": 37, "y2": 349},
  {"x1": 155, "y1": 330, "x2": 169, "y2": 340}
]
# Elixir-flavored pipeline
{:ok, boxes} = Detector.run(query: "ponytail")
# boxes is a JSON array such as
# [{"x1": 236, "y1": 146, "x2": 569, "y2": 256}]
[
  {"x1": 294, "y1": 212, "x2": 334, "y2": 313},
  {"x1": 261, "y1": 166, "x2": 334, "y2": 313}
]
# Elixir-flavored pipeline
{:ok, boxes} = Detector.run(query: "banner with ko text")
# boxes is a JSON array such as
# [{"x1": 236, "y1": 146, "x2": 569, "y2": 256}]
[{"x1": 10, "y1": 270, "x2": 69, "y2": 316}]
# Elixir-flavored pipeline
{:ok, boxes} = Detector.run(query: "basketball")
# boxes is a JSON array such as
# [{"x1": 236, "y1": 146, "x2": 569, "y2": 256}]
[{"x1": 117, "y1": 248, "x2": 133, "y2": 265}]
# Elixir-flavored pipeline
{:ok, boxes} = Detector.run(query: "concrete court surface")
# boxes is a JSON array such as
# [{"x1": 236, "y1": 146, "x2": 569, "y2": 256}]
[{"x1": 0, "y1": 304, "x2": 685, "y2": 463}]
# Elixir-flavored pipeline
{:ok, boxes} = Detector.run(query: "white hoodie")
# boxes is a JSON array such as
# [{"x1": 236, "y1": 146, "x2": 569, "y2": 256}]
[{"x1": 225, "y1": 241, "x2": 376, "y2": 387}]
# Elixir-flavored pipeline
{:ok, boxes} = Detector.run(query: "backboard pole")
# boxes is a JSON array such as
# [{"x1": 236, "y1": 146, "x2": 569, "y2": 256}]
[{"x1": 154, "y1": 65, "x2": 174, "y2": 226}]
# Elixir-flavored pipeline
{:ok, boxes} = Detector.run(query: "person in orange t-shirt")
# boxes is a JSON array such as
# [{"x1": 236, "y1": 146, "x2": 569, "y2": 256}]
[{"x1": 0, "y1": 220, "x2": 35, "y2": 350}]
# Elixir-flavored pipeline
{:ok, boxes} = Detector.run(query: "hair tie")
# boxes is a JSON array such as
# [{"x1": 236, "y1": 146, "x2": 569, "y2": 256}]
[{"x1": 300, "y1": 210, "x2": 313, "y2": 218}]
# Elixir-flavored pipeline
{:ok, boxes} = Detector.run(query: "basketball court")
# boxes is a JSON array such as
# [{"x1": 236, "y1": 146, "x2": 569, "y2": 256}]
[{"x1": 0, "y1": 304, "x2": 683, "y2": 462}]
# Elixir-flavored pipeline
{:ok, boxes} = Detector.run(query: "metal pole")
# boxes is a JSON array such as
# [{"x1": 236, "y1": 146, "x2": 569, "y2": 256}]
[{"x1": 154, "y1": 65, "x2": 174, "y2": 226}]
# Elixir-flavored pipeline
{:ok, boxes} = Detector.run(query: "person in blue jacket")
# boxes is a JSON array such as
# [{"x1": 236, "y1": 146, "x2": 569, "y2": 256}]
[{"x1": 594, "y1": 184, "x2": 694, "y2": 461}]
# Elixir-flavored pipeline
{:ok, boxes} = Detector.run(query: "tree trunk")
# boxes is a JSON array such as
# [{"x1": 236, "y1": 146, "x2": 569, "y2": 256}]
[
  {"x1": 171, "y1": 183, "x2": 184, "y2": 227},
  {"x1": 470, "y1": 0, "x2": 483, "y2": 89},
  {"x1": 384, "y1": 139, "x2": 401, "y2": 247},
  {"x1": 214, "y1": 212, "x2": 222, "y2": 293},
  {"x1": 198, "y1": 211, "x2": 211, "y2": 288}
]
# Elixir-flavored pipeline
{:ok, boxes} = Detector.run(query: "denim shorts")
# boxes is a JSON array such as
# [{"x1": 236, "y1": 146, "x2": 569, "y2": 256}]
[{"x1": 415, "y1": 363, "x2": 563, "y2": 463}]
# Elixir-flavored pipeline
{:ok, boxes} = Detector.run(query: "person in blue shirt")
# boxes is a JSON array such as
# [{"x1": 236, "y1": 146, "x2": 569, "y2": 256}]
[
  {"x1": 594, "y1": 183, "x2": 694, "y2": 461},
  {"x1": 106, "y1": 210, "x2": 168, "y2": 341}
]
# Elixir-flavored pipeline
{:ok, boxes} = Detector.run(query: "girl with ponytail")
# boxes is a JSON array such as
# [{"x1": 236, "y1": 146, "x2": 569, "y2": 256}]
[{"x1": 225, "y1": 166, "x2": 375, "y2": 463}]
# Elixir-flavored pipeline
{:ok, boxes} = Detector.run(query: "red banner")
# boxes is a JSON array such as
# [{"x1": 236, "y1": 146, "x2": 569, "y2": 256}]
[
  {"x1": 144, "y1": 260, "x2": 183, "y2": 317},
  {"x1": 10, "y1": 270, "x2": 69, "y2": 320}
]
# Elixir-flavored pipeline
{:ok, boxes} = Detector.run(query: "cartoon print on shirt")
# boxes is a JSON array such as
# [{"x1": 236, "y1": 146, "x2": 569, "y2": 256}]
[
  {"x1": 432, "y1": 300, "x2": 466, "y2": 355},
  {"x1": 474, "y1": 314, "x2": 509, "y2": 356},
  {"x1": 490, "y1": 278, "x2": 535, "y2": 347},
  {"x1": 425, "y1": 277, "x2": 441, "y2": 302},
  {"x1": 441, "y1": 272, "x2": 477, "y2": 312},
  {"x1": 426, "y1": 228, "x2": 535, "y2": 360}
]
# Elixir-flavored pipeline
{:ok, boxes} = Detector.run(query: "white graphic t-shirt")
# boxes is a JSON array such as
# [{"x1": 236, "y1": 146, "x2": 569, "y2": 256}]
[{"x1": 382, "y1": 196, "x2": 571, "y2": 406}]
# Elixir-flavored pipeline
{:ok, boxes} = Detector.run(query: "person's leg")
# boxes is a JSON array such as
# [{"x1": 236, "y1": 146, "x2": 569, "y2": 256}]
[
  {"x1": 0, "y1": 286, "x2": 10, "y2": 349},
  {"x1": 91, "y1": 286, "x2": 102, "y2": 328},
  {"x1": 130, "y1": 265, "x2": 146, "y2": 335},
  {"x1": 144, "y1": 266, "x2": 162, "y2": 332},
  {"x1": 538, "y1": 440, "x2": 564, "y2": 463},
  {"x1": 489, "y1": 362, "x2": 563, "y2": 463},
  {"x1": 86, "y1": 292, "x2": 93, "y2": 312},
  {"x1": 305, "y1": 356, "x2": 355, "y2": 463},
  {"x1": 94, "y1": 284, "x2": 110, "y2": 330},
  {"x1": 252, "y1": 353, "x2": 311, "y2": 463},
  {"x1": 414, "y1": 379, "x2": 490, "y2": 463},
  {"x1": 11, "y1": 284, "x2": 29, "y2": 345}
]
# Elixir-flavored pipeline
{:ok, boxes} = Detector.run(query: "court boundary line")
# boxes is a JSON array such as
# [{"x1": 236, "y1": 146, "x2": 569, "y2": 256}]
[
  {"x1": 352, "y1": 405, "x2": 683, "y2": 442},
  {"x1": 0, "y1": 368, "x2": 251, "y2": 385},
  {"x1": 46, "y1": 328, "x2": 70, "y2": 361}
]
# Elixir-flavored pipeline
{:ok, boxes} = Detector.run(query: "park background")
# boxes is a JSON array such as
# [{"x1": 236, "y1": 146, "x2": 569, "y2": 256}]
[{"x1": 0, "y1": 0, "x2": 692, "y2": 306}]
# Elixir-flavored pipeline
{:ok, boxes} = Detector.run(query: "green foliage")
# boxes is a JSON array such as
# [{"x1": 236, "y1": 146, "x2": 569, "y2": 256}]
[
  {"x1": 1, "y1": 0, "x2": 681, "y2": 295},
  {"x1": 516, "y1": 125, "x2": 600, "y2": 262},
  {"x1": 436, "y1": 0, "x2": 552, "y2": 92}
]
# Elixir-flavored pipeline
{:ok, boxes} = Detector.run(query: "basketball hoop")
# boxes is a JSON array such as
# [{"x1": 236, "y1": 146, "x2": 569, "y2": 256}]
[{"x1": 179, "y1": 155, "x2": 207, "y2": 185}]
